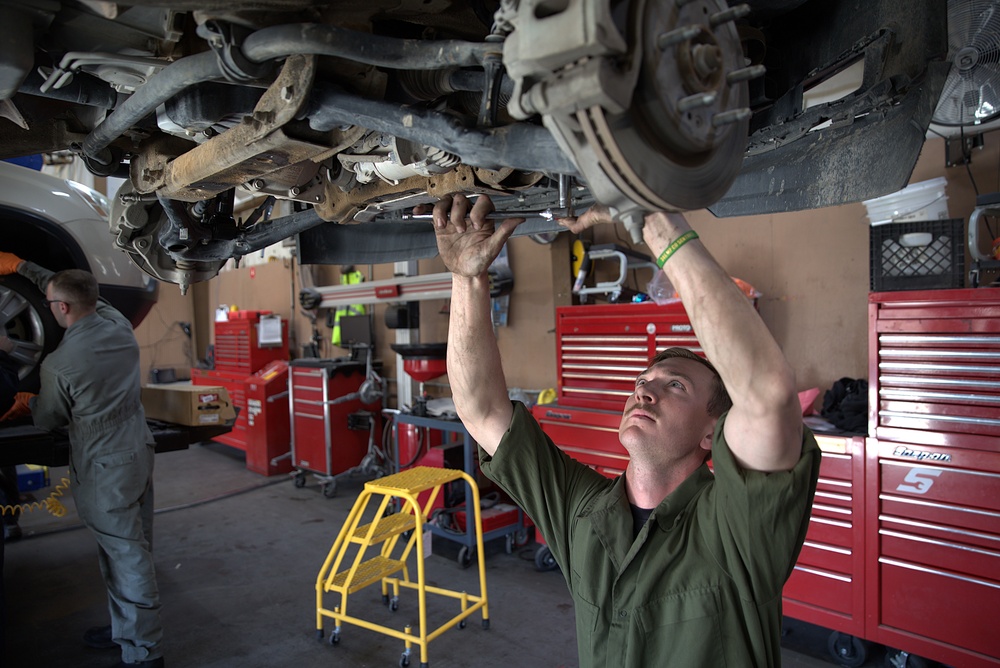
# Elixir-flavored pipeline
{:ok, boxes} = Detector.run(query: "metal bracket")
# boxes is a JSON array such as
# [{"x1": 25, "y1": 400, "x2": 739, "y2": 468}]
[
  {"x1": 308, "y1": 272, "x2": 454, "y2": 310},
  {"x1": 574, "y1": 244, "x2": 656, "y2": 298}
]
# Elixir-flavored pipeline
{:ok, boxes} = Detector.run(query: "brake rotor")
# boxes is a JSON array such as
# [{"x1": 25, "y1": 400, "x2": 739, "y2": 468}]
[{"x1": 581, "y1": 0, "x2": 751, "y2": 212}]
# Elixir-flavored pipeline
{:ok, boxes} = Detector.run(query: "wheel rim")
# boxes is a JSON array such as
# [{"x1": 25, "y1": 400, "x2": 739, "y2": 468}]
[
  {"x1": 0, "y1": 285, "x2": 47, "y2": 380},
  {"x1": 580, "y1": 0, "x2": 751, "y2": 211}
]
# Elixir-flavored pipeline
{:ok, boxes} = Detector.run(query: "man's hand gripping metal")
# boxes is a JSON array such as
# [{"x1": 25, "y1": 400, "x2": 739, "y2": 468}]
[{"x1": 425, "y1": 195, "x2": 526, "y2": 277}]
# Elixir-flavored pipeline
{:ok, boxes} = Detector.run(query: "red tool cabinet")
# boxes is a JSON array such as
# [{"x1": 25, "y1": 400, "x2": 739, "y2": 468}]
[
  {"x1": 243, "y1": 360, "x2": 292, "y2": 477},
  {"x1": 289, "y1": 359, "x2": 381, "y2": 496},
  {"x1": 555, "y1": 302, "x2": 700, "y2": 412},
  {"x1": 867, "y1": 288, "x2": 1000, "y2": 667},
  {"x1": 192, "y1": 362, "x2": 292, "y2": 476},
  {"x1": 866, "y1": 439, "x2": 1000, "y2": 667},
  {"x1": 213, "y1": 311, "x2": 288, "y2": 374},
  {"x1": 782, "y1": 435, "x2": 867, "y2": 639}
]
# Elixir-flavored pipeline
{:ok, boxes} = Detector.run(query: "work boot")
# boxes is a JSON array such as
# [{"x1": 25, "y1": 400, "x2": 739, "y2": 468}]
[
  {"x1": 112, "y1": 658, "x2": 165, "y2": 668},
  {"x1": 83, "y1": 625, "x2": 117, "y2": 650}
]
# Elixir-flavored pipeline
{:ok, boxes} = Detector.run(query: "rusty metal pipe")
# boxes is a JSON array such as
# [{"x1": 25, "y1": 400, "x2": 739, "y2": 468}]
[
  {"x1": 242, "y1": 23, "x2": 492, "y2": 70},
  {"x1": 81, "y1": 23, "x2": 492, "y2": 164}
]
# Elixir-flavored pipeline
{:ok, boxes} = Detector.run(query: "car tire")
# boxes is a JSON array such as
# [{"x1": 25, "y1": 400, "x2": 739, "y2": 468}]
[{"x1": 0, "y1": 273, "x2": 63, "y2": 392}]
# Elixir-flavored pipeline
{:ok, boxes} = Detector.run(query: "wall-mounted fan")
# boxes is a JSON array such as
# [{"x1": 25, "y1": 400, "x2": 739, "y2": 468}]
[{"x1": 931, "y1": 0, "x2": 1000, "y2": 130}]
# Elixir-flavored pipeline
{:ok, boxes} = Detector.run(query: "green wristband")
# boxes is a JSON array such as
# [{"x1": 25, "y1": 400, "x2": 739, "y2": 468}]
[{"x1": 655, "y1": 230, "x2": 699, "y2": 269}]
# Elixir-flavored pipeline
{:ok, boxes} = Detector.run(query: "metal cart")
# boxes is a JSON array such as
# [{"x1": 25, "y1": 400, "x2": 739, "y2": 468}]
[
  {"x1": 392, "y1": 412, "x2": 527, "y2": 567},
  {"x1": 289, "y1": 358, "x2": 383, "y2": 497}
]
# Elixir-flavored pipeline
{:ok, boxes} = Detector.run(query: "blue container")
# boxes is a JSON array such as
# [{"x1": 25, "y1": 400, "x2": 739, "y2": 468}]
[{"x1": 15, "y1": 464, "x2": 49, "y2": 492}]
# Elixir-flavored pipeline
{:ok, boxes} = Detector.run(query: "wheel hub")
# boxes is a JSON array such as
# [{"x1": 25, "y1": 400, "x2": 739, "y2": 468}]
[
  {"x1": 569, "y1": 0, "x2": 755, "y2": 215},
  {"x1": 678, "y1": 29, "x2": 724, "y2": 93}
]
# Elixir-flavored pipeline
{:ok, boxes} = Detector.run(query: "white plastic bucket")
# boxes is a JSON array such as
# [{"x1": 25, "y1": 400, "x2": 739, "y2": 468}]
[{"x1": 863, "y1": 177, "x2": 950, "y2": 226}]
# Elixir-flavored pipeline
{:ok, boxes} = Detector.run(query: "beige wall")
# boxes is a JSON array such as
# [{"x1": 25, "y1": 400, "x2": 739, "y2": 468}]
[
  {"x1": 136, "y1": 131, "x2": 1000, "y2": 407},
  {"x1": 134, "y1": 283, "x2": 197, "y2": 385}
]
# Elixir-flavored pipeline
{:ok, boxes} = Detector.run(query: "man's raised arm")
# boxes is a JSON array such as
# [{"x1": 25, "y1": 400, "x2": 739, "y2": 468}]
[{"x1": 431, "y1": 195, "x2": 524, "y2": 456}]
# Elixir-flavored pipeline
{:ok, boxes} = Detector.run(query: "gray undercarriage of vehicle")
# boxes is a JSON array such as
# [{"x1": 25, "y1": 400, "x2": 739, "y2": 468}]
[{"x1": 0, "y1": 0, "x2": 950, "y2": 292}]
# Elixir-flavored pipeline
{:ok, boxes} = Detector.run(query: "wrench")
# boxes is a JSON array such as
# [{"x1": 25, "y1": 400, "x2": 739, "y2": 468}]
[{"x1": 400, "y1": 209, "x2": 566, "y2": 222}]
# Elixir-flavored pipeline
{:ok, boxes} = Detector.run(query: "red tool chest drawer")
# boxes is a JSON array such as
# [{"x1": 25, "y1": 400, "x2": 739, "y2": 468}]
[
  {"x1": 556, "y1": 302, "x2": 699, "y2": 412},
  {"x1": 782, "y1": 436, "x2": 866, "y2": 638},
  {"x1": 868, "y1": 288, "x2": 1000, "y2": 451},
  {"x1": 214, "y1": 312, "x2": 289, "y2": 375},
  {"x1": 531, "y1": 403, "x2": 627, "y2": 478},
  {"x1": 866, "y1": 438, "x2": 1000, "y2": 667}
]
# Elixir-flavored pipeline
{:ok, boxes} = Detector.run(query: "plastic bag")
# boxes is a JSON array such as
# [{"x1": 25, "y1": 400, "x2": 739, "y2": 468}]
[
  {"x1": 645, "y1": 271, "x2": 762, "y2": 306},
  {"x1": 645, "y1": 269, "x2": 680, "y2": 306}
]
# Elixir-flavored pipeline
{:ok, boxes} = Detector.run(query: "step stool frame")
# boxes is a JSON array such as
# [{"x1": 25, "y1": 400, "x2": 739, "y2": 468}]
[{"x1": 315, "y1": 466, "x2": 490, "y2": 666}]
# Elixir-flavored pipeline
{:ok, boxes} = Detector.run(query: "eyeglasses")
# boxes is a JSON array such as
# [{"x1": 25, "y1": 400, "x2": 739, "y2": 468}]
[{"x1": 42, "y1": 299, "x2": 69, "y2": 308}]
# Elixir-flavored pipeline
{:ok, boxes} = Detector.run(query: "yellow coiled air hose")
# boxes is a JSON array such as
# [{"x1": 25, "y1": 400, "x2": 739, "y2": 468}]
[{"x1": 0, "y1": 477, "x2": 71, "y2": 518}]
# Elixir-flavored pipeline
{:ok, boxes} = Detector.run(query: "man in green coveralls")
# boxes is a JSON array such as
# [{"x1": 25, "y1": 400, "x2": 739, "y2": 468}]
[{"x1": 429, "y1": 194, "x2": 821, "y2": 667}]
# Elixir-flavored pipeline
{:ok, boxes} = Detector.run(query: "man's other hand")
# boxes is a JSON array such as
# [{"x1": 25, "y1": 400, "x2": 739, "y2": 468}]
[
  {"x1": 1, "y1": 392, "x2": 35, "y2": 421},
  {"x1": 0, "y1": 252, "x2": 24, "y2": 275},
  {"x1": 556, "y1": 203, "x2": 615, "y2": 234}
]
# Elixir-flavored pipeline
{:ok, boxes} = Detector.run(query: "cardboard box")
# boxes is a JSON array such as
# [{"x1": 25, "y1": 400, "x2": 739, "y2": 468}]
[{"x1": 142, "y1": 383, "x2": 236, "y2": 426}]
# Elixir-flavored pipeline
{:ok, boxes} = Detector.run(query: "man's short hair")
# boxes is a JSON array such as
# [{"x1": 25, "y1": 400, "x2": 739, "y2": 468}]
[
  {"x1": 49, "y1": 269, "x2": 99, "y2": 308},
  {"x1": 647, "y1": 347, "x2": 732, "y2": 418}
]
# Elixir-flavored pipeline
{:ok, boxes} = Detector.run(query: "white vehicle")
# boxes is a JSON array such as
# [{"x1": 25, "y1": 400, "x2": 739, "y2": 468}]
[
  {"x1": 0, "y1": 161, "x2": 158, "y2": 390},
  {"x1": 0, "y1": 0, "x2": 986, "y2": 292}
]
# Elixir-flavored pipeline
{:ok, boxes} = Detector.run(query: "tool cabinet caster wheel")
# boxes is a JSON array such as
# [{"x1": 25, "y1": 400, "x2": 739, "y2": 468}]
[
  {"x1": 294, "y1": 473, "x2": 306, "y2": 488},
  {"x1": 504, "y1": 534, "x2": 514, "y2": 554},
  {"x1": 482, "y1": 619, "x2": 490, "y2": 630},
  {"x1": 884, "y1": 649, "x2": 929, "y2": 668},
  {"x1": 328, "y1": 630, "x2": 340, "y2": 646},
  {"x1": 323, "y1": 480, "x2": 338, "y2": 498},
  {"x1": 827, "y1": 631, "x2": 867, "y2": 667},
  {"x1": 534, "y1": 545, "x2": 558, "y2": 572},
  {"x1": 457, "y1": 546, "x2": 473, "y2": 569}
]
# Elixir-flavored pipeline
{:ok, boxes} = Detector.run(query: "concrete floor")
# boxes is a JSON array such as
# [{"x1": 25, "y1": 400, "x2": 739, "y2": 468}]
[{"x1": 4, "y1": 441, "x2": 892, "y2": 668}]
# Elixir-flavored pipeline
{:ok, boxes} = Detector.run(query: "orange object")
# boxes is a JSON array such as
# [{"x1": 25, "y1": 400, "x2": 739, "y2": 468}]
[
  {"x1": 0, "y1": 251, "x2": 24, "y2": 275},
  {"x1": 732, "y1": 277, "x2": 761, "y2": 300},
  {"x1": 992, "y1": 236, "x2": 1000, "y2": 260},
  {"x1": 1, "y1": 392, "x2": 35, "y2": 421}
]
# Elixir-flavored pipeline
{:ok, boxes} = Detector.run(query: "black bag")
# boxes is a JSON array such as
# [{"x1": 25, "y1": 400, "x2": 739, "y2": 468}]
[{"x1": 820, "y1": 377, "x2": 869, "y2": 433}]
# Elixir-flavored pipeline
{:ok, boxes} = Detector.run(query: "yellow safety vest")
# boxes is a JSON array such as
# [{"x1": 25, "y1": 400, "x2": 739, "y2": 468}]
[{"x1": 331, "y1": 270, "x2": 366, "y2": 345}]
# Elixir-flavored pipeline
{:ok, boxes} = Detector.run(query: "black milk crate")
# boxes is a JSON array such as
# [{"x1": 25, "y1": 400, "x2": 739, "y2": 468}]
[{"x1": 869, "y1": 218, "x2": 965, "y2": 291}]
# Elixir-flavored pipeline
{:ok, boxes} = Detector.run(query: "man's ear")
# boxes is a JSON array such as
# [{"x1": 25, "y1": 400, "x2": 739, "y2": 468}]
[{"x1": 698, "y1": 418, "x2": 717, "y2": 453}]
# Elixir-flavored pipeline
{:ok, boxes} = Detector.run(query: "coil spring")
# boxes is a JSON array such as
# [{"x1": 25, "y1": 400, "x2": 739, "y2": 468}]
[
  {"x1": 424, "y1": 146, "x2": 461, "y2": 170},
  {"x1": 0, "y1": 477, "x2": 71, "y2": 518}
]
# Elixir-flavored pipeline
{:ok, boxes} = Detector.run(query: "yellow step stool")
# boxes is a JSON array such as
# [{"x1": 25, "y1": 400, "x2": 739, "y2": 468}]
[{"x1": 315, "y1": 466, "x2": 490, "y2": 667}]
